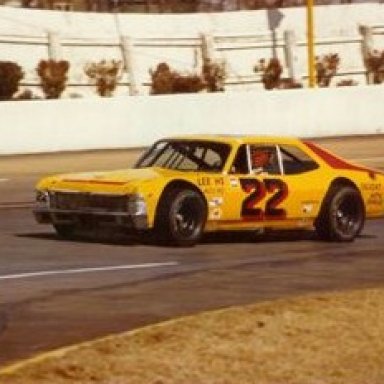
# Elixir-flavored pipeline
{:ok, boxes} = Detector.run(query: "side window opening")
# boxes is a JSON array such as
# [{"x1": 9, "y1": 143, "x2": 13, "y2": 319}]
[
  {"x1": 280, "y1": 145, "x2": 319, "y2": 175},
  {"x1": 230, "y1": 144, "x2": 281, "y2": 175},
  {"x1": 135, "y1": 140, "x2": 230, "y2": 172},
  {"x1": 230, "y1": 145, "x2": 249, "y2": 174}
]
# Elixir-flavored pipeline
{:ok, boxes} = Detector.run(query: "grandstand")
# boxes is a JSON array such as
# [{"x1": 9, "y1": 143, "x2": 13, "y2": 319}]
[{"x1": 0, "y1": 0, "x2": 380, "y2": 12}]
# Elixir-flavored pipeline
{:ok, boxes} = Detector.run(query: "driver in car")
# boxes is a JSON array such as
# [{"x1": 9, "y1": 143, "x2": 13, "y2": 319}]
[{"x1": 251, "y1": 147, "x2": 274, "y2": 174}]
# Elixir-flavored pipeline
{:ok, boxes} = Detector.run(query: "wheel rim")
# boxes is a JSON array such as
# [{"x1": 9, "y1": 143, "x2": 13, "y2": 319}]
[
  {"x1": 334, "y1": 195, "x2": 362, "y2": 236},
  {"x1": 173, "y1": 196, "x2": 202, "y2": 238}
]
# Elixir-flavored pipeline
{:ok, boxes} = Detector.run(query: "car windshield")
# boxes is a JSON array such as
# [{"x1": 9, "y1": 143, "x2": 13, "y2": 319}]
[{"x1": 135, "y1": 140, "x2": 231, "y2": 172}]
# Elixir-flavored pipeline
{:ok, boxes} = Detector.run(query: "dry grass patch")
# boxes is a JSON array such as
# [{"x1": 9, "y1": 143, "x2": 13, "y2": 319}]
[{"x1": 1, "y1": 288, "x2": 384, "y2": 384}]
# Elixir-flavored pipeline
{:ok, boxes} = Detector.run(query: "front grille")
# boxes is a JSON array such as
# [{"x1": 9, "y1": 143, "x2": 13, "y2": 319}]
[{"x1": 50, "y1": 191, "x2": 127, "y2": 212}]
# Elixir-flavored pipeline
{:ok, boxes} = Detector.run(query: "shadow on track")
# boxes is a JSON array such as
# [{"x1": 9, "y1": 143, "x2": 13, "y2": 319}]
[
  {"x1": 17, "y1": 228, "x2": 322, "y2": 247},
  {"x1": 16, "y1": 231, "x2": 141, "y2": 246},
  {"x1": 16, "y1": 217, "x2": 380, "y2": 247}
]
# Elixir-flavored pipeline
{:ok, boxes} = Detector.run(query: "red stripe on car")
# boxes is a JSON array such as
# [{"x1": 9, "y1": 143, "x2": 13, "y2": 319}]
[
  {"x1": 304, "y1": 141, "x2": 377, "y2": 176},
  {"x1": 64, "y1": 179, "x2": 126, "y2": 186}
]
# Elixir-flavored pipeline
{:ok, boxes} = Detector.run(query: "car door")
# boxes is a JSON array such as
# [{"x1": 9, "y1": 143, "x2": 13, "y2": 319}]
[
  {"x1": 221, "y1": 143, "x2": 321, "y2": 228},
  {"x1": 275, "y1": 143, "x2": 324, "y2": 223}
]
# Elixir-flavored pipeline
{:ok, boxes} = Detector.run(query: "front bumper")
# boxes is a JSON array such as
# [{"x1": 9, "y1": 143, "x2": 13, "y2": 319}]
[
  {"x1": 34, "y1": 190, "x2": 149, "y2": 231},
  {"x1": 33, "y1": 207, "x2": 148, "y2": 230}
]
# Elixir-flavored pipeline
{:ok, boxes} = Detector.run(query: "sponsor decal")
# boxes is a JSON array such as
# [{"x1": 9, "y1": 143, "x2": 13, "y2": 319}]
[
  {"x1": 209, "y1": 208, "x2": 222, "y2": 220},
  {"x1": 197, "y1": 177, "x2": 224, "y2": 187},
  {"x1": 203, "y1": 187, "x2": 224, "y2": 194},
  {"x1": 301, "y1": 201, "x2": 317, "y2": 214},
  {"x1": 198, "y1": 177, "x2": 225, "y2": 194},
  {"x1": 361, "y1": 183, "x2": 382, "y2": 191},
  {"x1": 209, "y1": 197, "x2": 223, "y2": 207},
  {"x1": 367, "y1": 192, "x2": 383, "y2": 206},
  {"x1": 229, "y1": 177, "x2": 239, "y2": 187},
  {"x1": 208, "y1": 197, "x2": 223, "y2": 219}
]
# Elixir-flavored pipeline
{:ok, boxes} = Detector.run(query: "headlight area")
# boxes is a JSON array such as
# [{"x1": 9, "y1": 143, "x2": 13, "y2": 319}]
[
  {"x1": 33, "y1": 190, "x2": 52, "y2": 224},
  {"x1": 127, "y1": 194, "x2": 148, "y2": 229},
  {"x1": 127, "y1": 194, "x2": 147, "y2": 216},
  {"x1": 35, "y1": 190, "x2": 50, "y2": 208}
]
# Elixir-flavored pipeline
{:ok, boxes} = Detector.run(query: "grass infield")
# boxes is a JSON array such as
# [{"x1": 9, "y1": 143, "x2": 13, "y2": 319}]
[{"x1": 1, "y1": 287, "x2": 384, "y2": 384}]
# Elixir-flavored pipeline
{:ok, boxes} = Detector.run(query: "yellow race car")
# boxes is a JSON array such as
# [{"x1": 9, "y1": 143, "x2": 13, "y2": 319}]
[{"x1": 34, "y1": 135, "x2": 384, "y2": 246}]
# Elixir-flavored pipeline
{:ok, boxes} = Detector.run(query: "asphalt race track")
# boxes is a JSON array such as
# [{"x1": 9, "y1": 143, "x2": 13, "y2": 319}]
[{"x1": 0, "y1": 136, "x2": 383, "y2": 367}]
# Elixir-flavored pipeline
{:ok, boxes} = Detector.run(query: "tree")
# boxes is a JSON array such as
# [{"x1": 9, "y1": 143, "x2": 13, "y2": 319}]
[
  {"x1": 254, "y1": 58, "x2": 301, "y2": 90},
  {"x1": 202, "y1": 58, "x2": 226, "y2": 92},
  {"x1": 365, "y1": 50, "x2": 384, "y2": 84},
  {"x1": 150, "y1": 62, "x2": 205, "y2": 95},
  {"x1": 315, "y1": 54, "x2": 340, "y2": 87},
  {"x1": 0, "y1": 61, "x2": 24, "y2": 101},
  {"x1": 37, "y1": 59, "x2": 70, "y2": 99},
  {"x1": 84, "y1": 60, "x2": 122, "y2": 97}
]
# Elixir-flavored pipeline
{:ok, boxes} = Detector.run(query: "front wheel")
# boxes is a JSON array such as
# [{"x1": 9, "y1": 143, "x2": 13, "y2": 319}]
[
  {"x1": 54, "y1": 224, "x2": 75, "y2": 239},
  {"x1": 315, "y1": 185, "x2": 365, "y2": 242},
  {"x1": 155, "y1": 188, "x2": 207, "y2": 247}
]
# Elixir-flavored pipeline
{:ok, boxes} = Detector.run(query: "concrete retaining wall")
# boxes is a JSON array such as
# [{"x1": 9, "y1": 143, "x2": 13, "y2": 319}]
[{"x1": 1, "y1": 85, "x2": 383, "y2": 155}]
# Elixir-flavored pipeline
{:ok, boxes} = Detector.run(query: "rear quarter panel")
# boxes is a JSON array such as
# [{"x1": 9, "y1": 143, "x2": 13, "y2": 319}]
[
  {"x1": 317, "y1": 168, "x2": 384, "y2": 219},
  {"x1": 303, "y1": 140, "x2": 384, "y2": 218},
  {"x1": 356, "y1": 172, "x2": 384, "y2": 218}
]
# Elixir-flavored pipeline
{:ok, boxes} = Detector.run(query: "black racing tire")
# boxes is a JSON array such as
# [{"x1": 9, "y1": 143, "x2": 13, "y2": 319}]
[
  {"x1": 155, "y1": 188, "x2": 207, "y2": 247},
  {"x1": 315, "y1": 185, "x2": 365, "y2": 242},
  {"x1": 54, "y1": 224, "x2": 76, "y2": 239}
]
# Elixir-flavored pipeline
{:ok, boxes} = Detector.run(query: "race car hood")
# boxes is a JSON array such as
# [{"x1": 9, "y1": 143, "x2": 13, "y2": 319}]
[{"x1": 36, "y1": 167, "x2": 179, "y2": 193}]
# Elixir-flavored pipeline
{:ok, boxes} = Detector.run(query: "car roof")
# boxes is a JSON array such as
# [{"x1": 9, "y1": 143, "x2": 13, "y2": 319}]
[{"x1": 165, "y1": 134, "x2": 302, "y2": 146}]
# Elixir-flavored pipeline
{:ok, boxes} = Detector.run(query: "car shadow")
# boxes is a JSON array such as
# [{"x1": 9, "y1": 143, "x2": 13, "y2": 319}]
[
  {"x1": 17, "y1": 224, "x2": 377, "y2": 247},
  {"x1": 16, "y1": 231, "x2": 141, "y2": 246},
  {"x1": 17, "y1": 228, "x2": 322, "y2": 247},
  {"x1": 202, "y1": 229, "x2": 317, "y2": 244}
]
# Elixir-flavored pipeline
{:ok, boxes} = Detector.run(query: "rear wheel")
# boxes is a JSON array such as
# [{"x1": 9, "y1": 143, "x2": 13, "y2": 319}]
[
  {"x1": 315, "y1": 185, "x2": 365, "y2": 242},
  {"x1": 155, "y1": 188, "x2": 207, "y2": 246}
]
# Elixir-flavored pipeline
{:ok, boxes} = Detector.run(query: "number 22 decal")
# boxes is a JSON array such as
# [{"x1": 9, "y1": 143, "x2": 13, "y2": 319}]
[{"x1": 240, "y1": 178, "x2": 288, "y2": 220}]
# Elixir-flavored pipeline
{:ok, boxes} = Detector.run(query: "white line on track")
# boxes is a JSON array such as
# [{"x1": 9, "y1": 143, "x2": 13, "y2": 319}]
[
  {"x1": 0, "y1": 262, "x2": 179, "y2": 281},
  {"x1": 0, "y1": 178, "x2": 9, "y2": 183}
]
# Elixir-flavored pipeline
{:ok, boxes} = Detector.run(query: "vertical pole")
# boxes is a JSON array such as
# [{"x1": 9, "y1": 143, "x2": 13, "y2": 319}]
[
  {"x1": 360, "y1": 25, "x2": 374, "y2": 84},
  {"x1": 121, "y1": 35, "x2": 140, "y2": 96},
  {"x1": 284, "y1": 29, "x2": 301, "y2": 85},
  {"x1": 201, "y1": 33, "x2": 216, "y2": 63},
  {"x1": 145, "y1": 0, "x2": 150, "y2": 12},
  {"x1": 306, "y1": 0, "x2": 316, "y2": 87},
  {"x1": 47, "y1": 30, "x2": 62, "y2": 60}
]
